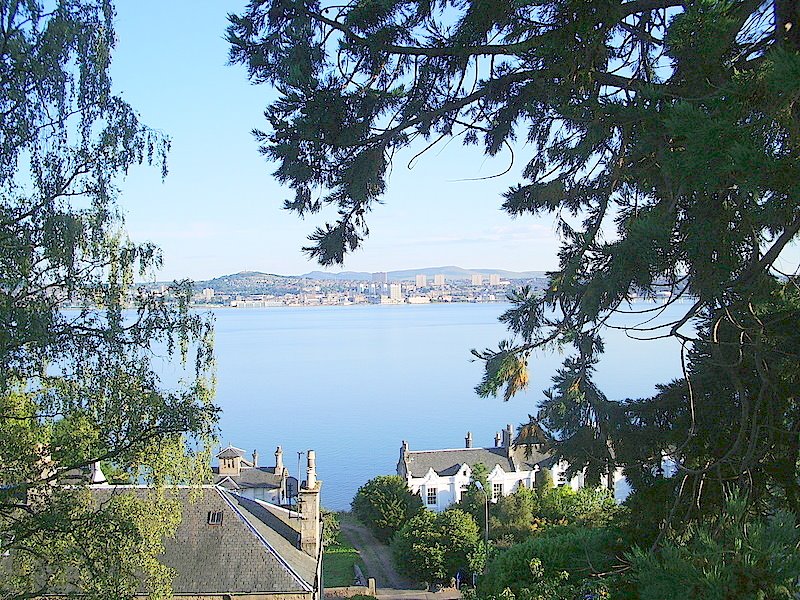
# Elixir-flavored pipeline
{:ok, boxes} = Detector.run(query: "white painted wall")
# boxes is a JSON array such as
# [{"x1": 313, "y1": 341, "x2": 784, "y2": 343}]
[{"x1": 406, "y1": 460, "x2": 626, "y2": 512}]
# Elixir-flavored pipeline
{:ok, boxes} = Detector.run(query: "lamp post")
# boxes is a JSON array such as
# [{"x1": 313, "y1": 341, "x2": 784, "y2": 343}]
[
  {"x1": 474, "y1": 481, "x2": 489, "y2": 573},
  {"x1": 295, "y1": 450, "x2": 305, "y2": 518}
]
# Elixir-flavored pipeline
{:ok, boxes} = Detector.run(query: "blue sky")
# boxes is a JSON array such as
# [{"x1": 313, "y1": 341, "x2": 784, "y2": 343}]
[
  {"x1": 110, "y1": 2, "x2": 799, "y2": 282},
  {"x1": 110, "y1": 1, "x2": 560, "y2": 281}
]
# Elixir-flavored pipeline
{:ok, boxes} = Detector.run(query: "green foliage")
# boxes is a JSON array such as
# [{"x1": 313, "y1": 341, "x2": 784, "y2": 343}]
[
  {"x1": 454, "y1": 462, "x2": 490, "y2": 532},
  {"x1": 479, "y1": 525, "x2": 625, "y2": 598},
  {"x1": 0, "y1": 2, "x2": 218, "y2": 598},
  {"x1": 485, "y1": 484, "x2": 619, "y2": 546},
  {"x1": 391, "y1": 508, "x2": 484, "y2": 586},
  {"x1": 322, "y1": 508, "x2": 342, "y2": 548},
  {"x1": 351, "y1": 475, "x2": 423, "y2": 542},
  {"x1": 629, "y1": 495, "x2": 800, "y2": 600}
]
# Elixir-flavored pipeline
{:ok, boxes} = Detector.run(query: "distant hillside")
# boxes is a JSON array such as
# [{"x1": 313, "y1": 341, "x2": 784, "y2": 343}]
[
  {"x1": 194, "y1": 271, "x2": 298, "y2": 295},
  {"x1": 301, "y1": 266, "x2": 546, "y2": 281},
  {"x1": 139, "y1": 266, "x2": 548, "y2": 296}
]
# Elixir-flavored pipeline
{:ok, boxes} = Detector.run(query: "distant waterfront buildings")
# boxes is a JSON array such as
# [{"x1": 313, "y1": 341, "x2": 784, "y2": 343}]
[
  {"x1": 415, "y1": 274, "x2": 427, "y2": 287},
  {"x1": 471, "y1": 273, "x2": 483, "y2": 286},
  {"x1": 433, "y1": 274, "x2": 445, "y2": 286},
  {"x1": 489, "y1": 274, "x2": 500, "y2": 286},
  {"x1": 389, "y1": 283, "x2": 402, "y2": 302}
]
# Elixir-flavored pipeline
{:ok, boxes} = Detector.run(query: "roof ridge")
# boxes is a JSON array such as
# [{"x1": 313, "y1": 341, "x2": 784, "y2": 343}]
[
  {"x1": 409, "y1": 447, "x2": 502, "y2": 454},
  {"x1": 215, "y1": 488, "x2": 313, "y2": 592}
]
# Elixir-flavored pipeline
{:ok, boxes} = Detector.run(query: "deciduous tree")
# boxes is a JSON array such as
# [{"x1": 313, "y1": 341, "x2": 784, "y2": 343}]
[
  {"x1": 0, "y1": 2, "x2": 218, "y2": 598},
  {"x1": 391, "y1": 508, "x2": 484, "y2": 586},
  {"x1": 351, "y1": 475, "x2": 423, "y2": 542}
]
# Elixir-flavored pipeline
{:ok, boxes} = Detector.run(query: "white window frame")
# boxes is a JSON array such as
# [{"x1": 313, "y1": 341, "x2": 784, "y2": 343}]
[
  {"x1": 426, "y1": 487, "x2": 437, "y2": 505},
  {"x1": 492, "y1": 482, "x2": 503, "y2": 501}
]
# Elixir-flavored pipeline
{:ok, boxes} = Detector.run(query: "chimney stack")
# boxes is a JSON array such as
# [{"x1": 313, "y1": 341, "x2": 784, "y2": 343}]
[
  {"x1": 299, "y1": 449, "x2": 322, "y2": 558},
  {"x1": 252, "y1": 449, "x2": 259, "y2": 468},
  {"x1": 465, "y1": 432, "x2": 473, "y2": 448},
  {"x1": 89, "y1": 461, "x2": 107, "y2": 485},
  {"x1": 401, "y1": 440, "x2": 408, "y2": 456},
  {"x1": 505, "y1": 424, "x2": 514, "y2": 448},
  {"x1": 275, "y1": 446, "x2": 283, "y2": 472},
  {"x1": 495, "y1": 431, "x2": 502, "y2": 447}
]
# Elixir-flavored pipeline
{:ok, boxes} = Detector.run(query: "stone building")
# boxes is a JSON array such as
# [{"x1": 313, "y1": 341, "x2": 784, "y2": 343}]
[
  {"x1": 213, "y1": 444, "x2": 289, "y2": 504},
  {"x1": 35, "y1": 452, "x2": 323, "y2": 599}
]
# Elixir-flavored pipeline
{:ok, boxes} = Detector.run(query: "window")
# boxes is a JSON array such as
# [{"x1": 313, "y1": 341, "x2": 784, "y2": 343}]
[
  {"x1": 492, "y1": 483, "x2": 503, "y2": 501},
  {"x1": 207, "y1": 510, "x2": 223, "y2": 525},
  {"x1": 459, "y1": 484, "x2": 468, "y2": 500},
  {"x1": 426, "y1": 487, "x2": 437, "y2": 505}
]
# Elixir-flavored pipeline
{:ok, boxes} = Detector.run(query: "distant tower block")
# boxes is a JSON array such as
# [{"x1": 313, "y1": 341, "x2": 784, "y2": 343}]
[
  {"x1": 415, "y1": 274, "x2": 427, "y2": 287},
  {"x1": 471, "y1": 273, "x2": 483, "y2": 286},
  {"x1": 489, "y1": 274, "x2": 500, "y2": 286},
  {"x1": 433, "y1": 274, "x2": 445, "y2": 286},
  {"x1": 389, "y1": 283, "x2": 402, "y2": 301}
]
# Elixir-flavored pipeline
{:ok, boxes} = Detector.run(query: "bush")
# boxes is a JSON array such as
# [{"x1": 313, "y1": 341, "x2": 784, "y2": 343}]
[
  {"x1": 391, "y1": 508, "x2": 485, "y2": 586},
  {"x1": 351, "y1": 475, "x2": 423, "y2": 542},
  {"x1": 321, "y1": 509, "x2": 341, "y2": 548},
  {"x1": 478, "y1": 525, "x2": 625, "y2": 597}
]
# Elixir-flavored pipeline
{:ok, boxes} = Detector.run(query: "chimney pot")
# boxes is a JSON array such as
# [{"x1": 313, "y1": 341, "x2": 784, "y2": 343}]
[
  {"x1": 465, "y1": 432, "x2": 473, "y2": 448},
  {"x1": 275, "y1": 446, "x2": 283, "y2": 471},
  {"x1": 306, "y1": 449, "x2": 317, "y2": 489},
  {"x1": 252, "y1": 449, "x2": 259, "y2": 468},
  {"x1": 494, "y1": 431, "x2": 502, "y2": 447},
  {"x1": 505, "y1": 424, "x2": 514, "y2": 448}
]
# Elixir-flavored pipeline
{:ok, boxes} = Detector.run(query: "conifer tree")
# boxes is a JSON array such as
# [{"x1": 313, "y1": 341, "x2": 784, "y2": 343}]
[{"x1": 230, "y1": 0, "x2": 800, "y2": 528}]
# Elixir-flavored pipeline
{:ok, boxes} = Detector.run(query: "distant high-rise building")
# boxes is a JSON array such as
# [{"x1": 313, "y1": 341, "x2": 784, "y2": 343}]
[
  {"x1": 415, "y1": 274, "x2": 427, "y2": 287},
  {"x1": 489, "y1": 274, "x2": 500, "y2": 286},
  {"x1": 372, "y1": 272, "x2": 388, "y2": 283},
  {"x1": 433, "y1": 274, "x2": 445, "y2": 286},
  {"x1": 471, "y1": 273, "x2": 483, "y2": 286},
  {"x1": 202, "y1": 287, "x2": 215, "y2": 301},
  {"x1": 389, "y1": 283, "x2": 402, "y2": 301}
]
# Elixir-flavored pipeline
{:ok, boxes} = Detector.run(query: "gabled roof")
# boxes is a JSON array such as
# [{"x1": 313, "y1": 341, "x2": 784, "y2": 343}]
[
  {"x1": 404, "y1": 447, "x2": 513, "y2": 478},
  {"x1": 91, "y1": 486, "x2": 314, "y2": 595},
  {"x1": 404, "y1": 446, "x2": 552, "y2": 478},
  {"x1": 217, "y1": 445, "x2": 247, "y2": 459},
  {"x1": 211, "y1": 466, "x2": 283, "y2": 489},
  {"x1": 225, "y1": 494, "x2": 317, "y2": 585}
]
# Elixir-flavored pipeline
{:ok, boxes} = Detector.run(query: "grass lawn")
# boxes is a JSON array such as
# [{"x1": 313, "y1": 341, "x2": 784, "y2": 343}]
[{"x1": 323, "y1": 527, "x2": 368, "y2": 587}]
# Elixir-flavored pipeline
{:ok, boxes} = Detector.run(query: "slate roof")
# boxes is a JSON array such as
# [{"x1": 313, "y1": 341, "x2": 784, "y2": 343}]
[
  {"x1": 226, "y1": 494, "x2": 317, "y2": 585},
  {"x1": 91, "y1": 486, "x2": 314, "y2": 595},
  {"x1": 212, "y1": 466, "x2": 283, "y2": 490},
  {"x1": 404, "y1": 446, "x2": 552, "y2": 478},
  {"x1": 217, "y1": 445, "x2": 247, "y2": 459}
]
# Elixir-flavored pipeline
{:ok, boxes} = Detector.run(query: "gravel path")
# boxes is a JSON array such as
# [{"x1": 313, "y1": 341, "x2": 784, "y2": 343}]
[{"x1": 337, "y1": 513, "x2": 415, "y2": 590}]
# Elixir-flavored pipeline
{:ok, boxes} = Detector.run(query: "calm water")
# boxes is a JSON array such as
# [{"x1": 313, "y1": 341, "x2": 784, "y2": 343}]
[{"x1": 160, "y1": 302, "x2": 687, "y2": 510}]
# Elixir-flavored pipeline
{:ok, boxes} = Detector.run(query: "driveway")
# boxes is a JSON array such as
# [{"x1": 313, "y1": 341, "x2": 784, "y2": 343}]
[{"x1": 337, "y1": 513, "x2": 415, "y2": 590}]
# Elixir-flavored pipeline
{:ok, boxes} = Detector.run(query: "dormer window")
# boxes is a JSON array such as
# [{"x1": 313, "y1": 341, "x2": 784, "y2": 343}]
[{"x1": 207, "y1": 510, "x2": 223, "y2": 525}]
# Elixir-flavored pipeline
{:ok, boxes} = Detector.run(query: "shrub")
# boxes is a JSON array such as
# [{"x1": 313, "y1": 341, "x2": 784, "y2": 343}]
[
  {"x1": 351, "y1": 475, "x2": 423, "y2": 542},
  {"x1": 392, "y1": 508, "x2": 484, "y2": 586}
]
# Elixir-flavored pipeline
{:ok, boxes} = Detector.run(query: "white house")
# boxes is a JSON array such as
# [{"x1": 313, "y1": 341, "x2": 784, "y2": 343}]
[{"x1": 397, "y1": 425, "x2": 628, "y2": 511}]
